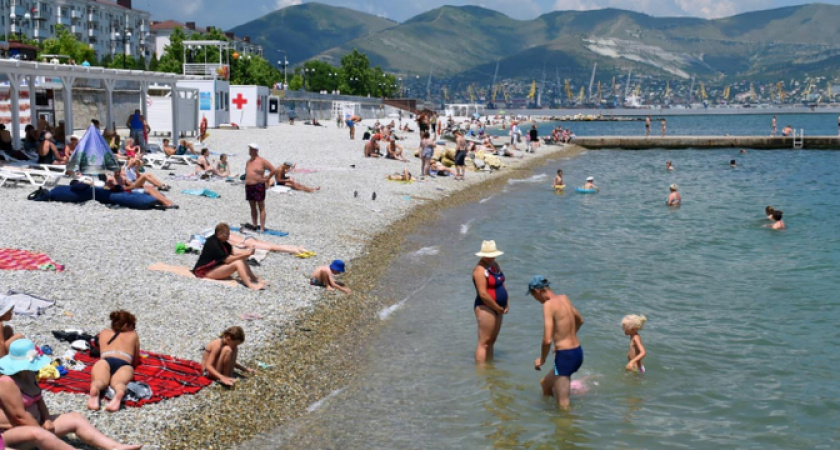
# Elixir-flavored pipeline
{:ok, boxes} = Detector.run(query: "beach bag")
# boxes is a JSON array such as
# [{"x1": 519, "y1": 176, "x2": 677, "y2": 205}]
[{"x1": 27, "y1": 187, "x2": 50, "y2": 202}]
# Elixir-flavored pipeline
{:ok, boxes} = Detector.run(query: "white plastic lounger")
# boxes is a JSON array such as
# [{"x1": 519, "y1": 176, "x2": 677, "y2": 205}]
[
  {"x1": 0, "y1": 169, "x2": 26, "y2": 187},
  {"x1": 0, "y1": 167, "x2": 62, "y2": 187}
]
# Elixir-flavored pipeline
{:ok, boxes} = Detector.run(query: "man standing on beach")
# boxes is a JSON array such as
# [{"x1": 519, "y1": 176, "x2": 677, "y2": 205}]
[
  {"x1": 645, "y1": 115, "x2": 651, "y2": 138},
  {"x1": 126, "y1": 109, "x2": 149, "y2": 151},
  {"x1": 244, "y1": 144, "x2": 274, "y2": 232},
  {"x1": 530, "y1": 276, "x2": 584, "y2": 410}
]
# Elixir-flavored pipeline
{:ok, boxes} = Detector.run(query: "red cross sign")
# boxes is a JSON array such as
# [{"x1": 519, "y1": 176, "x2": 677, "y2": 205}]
[{"x1": 232, "y1": 93, "x2": 248, "y2": 109}]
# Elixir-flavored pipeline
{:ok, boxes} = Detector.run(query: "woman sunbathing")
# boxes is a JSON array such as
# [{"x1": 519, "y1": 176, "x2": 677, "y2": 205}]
[
  {"x1": 87, "y1": 310, "x2": 141, "y2": 413},
  {"x1": 0, "y1": 339, "x2": 142, "y2": 449},
  {"x1": 193, "y1": 223, "x2": 266, "y2": 290},
  {"x1": 386, "y1": 168, "x2": 416, "y2": 181},
  {"x1": 194, "y1": 148, "x2": 228, "y2": 177},
  {"x1": 107, "y1": 167, "x2": 178, "y2": 209},
  {"x1": 430, "y1": 161, "x2": 457, "y2": 177},
  {"x1": 200, "y1": 229, "x2": 307, "y2": 255},
  {"x1": 201, "y1": 326, "x2": 254, "y2": 387},
  {"x1": 123, "y1": 137, "x2": 140, "y2": 160}
]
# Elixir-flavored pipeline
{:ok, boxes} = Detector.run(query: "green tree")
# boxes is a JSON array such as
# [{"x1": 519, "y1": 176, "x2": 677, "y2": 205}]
[
  {"x1": 39, "y1": 25, "x2": 96, "y2": 63},
  {"x1": 340, "y1": 49, "x2": 371, "y2": 96},
  {"x1": 157, "y1": 27, "x2": 186, "y2": 73},
  {"x1": 288, "y1": 74, "x2": 303, "y2": 91},
  {"x1": 300, "y1": 60, "x2": 340, "y2": 92},
  {"x1": 107, "y1": 54, "x2": 138, "y2": 69}
]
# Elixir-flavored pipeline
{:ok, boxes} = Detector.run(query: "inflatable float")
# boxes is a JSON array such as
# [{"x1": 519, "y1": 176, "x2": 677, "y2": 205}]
[{"x1": 575, "y1": 187, "x2": 598, "y2": 194}]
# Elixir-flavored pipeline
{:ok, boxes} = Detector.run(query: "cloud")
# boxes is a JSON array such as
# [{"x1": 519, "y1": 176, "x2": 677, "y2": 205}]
[{"x1": 275, "y1": 0, "x2": 302, "y2": 8}]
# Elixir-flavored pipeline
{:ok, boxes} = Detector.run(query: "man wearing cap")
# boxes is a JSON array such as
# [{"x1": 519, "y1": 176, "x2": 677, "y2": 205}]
[
  {"x1": 529, "y1": 276, "x2": 584, "y2": 410},
  {"x1": 244, "y1": 144, "x2": 275, "y2": 232},
  {"x1": 583, "y1": 176, "x2": 599, "y2": 191},
  {"x1": 269, "y1": 161, "x2": 320, "y2": 192}
]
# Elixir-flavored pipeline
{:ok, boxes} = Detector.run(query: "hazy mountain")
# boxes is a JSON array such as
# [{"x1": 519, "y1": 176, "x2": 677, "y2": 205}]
[
  {"x1": 229, "y1": 2, "x2": 396, "y2": 65},
  {"x1": 236, "y1": 3, "x2": 840, "y2": 82}
]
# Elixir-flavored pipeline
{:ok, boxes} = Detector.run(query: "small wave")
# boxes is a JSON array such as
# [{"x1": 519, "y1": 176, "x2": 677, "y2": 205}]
[
  {"x1": 306, "y1": 388, "x2": 346, "y2": 413},
  {"x1": 412, "y1": 246, "x2": 440, "y2": 256},
  {"x1": 479, "y1": 195, "x2": 495, "y2": 204},
  {"x1": 378, "y1": 298, "x2": 409, "y2": 320},
  {"x1": 460, "y1": 219, "x2": 475, "y2": 235},
  {"x1": 508, "y1": 174, "x2": 548, "y2": 185}
]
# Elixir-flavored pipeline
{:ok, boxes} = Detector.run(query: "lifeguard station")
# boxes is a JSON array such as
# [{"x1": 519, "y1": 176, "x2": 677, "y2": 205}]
[{"x1": 176, "y1": 40, "x2": 231, "y2": 129}]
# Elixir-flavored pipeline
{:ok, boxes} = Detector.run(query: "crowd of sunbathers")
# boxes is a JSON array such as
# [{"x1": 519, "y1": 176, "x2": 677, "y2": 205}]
[{"x1": 363, "y1": 120, "x2": 409, "y2": 162}]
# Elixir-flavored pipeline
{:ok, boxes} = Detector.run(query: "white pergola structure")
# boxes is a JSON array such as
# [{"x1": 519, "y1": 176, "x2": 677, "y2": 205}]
[
  {"x1": 183, "y1": 40, "x2": 230, "y2": 79},
  {"x1": 0, "y1": 60, "x2": 205, "y2": 149}
]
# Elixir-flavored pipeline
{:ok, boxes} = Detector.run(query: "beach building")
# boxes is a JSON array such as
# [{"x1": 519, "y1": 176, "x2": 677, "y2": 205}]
[
  {"x1": 228, "y1": 85, "x2": 268, "y2": 128},
  {"x1": 0, "y1": 0, "x2": 150, "y2": 60}
]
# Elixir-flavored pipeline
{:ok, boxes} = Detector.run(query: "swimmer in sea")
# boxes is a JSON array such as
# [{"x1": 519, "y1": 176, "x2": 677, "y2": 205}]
[
  {"x1": 740, "y1": 149, "x2": 747, "y2": 155},
  {"x1": 622, "y1": 314, "x2": 647, "y2": 373},
  {"x1": 771, "y1": 210, "x2": 785, "y2": 230},
  {"x1": 730, "y1": 159, "x2": 737, "y2": 168},
  {"x1": 584, "y1": 176, "x2": 599, "y2": 191},
  {"x1": 667, "y1": 183, "x2": 681, "y2": 206},
  {"x1": 553, "y1": 169, "x2": 564, "y2": 188},
  {"x1": 765, "y1": 206, "x2": 775, "y2": 220},
  {"x1": 666, "y1": 161, "x2": 674, "y2": 171}
]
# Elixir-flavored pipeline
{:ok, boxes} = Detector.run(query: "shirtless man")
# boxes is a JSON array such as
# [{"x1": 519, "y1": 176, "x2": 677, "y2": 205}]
[
  {"x1": 347, "y1": 115, "x2": 361, "y2": 140},
  {"x1": 244, "y1": 144, "x2": 274, "y2": 232},
  {"x1": 365, "y1": 134, "x2": 382, "y2": 158},
  {"x1": 667, "y1": 183, "x2": 681, "y2": 206},
  {"x1": 771, "y1": 210, "x2": 785, "y2": 230},
  {"x1": 529, "y1": 276, "x2": 584, "y2": 410},
  {"x1": 645, "y1": 115, "x2": 651, "y2": 137},
  {"x1": 270, "y1": 161, "x2": 320, "y2": 192},
  {"x1": 771, "y1": 115, "x2": 777, "y2": 137}
]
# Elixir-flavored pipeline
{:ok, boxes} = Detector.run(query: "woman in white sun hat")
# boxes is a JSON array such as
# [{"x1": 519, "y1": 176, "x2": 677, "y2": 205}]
[{"x1": 472, "y1": 240, "x2": 509, "y2": 364}]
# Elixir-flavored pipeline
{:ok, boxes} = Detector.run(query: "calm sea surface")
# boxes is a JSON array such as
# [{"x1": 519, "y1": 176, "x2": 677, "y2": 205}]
[{"x1": 271, "y1": 115, "x2": 840, "y2": 449}]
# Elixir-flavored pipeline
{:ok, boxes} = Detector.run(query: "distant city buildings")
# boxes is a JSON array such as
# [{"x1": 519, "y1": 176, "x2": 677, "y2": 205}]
[{"x1": 0, "y1": 0, "x2": 262, "y2": 63}]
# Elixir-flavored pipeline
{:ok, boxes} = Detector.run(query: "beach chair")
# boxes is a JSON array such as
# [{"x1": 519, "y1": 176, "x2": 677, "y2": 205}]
[
  {"x1": 0, "y1": 168, "x2": 26, "y2": 187},
  {"x1": 0, "y1": 166, "x2": 62, "y2": 187}
]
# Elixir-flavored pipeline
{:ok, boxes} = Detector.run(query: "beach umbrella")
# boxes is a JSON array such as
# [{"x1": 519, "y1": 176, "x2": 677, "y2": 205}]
[{"x1": 65, "y1": 125, "x2": 120, "y2": 201}]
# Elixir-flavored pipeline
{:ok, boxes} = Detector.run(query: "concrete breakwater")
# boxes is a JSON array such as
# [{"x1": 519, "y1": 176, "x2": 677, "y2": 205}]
[{"x1": 574, "y1": 135, "x2": 840, "y2": 150}]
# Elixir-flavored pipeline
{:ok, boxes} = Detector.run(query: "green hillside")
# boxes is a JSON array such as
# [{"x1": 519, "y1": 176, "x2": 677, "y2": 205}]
[
  {"x1": 229, "y1": 2, "x2": 396, "y2": 65},
  {"x1": 234, "y1": 2, "x2": 840, "y2": 83}
]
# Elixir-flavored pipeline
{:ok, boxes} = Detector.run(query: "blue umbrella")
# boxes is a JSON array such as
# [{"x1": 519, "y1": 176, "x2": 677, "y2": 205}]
[
  {"x1": 65, "y1": 125, "x2": 120, "y2": 202},
  {"x1": 66, "y1": 125, "x2": 120, "y2": 176}
]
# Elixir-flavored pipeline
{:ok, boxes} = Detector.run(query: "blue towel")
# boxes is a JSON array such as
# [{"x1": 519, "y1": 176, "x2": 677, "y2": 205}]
[
  {"x1": 231, "y1": 227, "x2": 289, "y2": 237},
  {"x1": 181, "y1": 189, "x2": 221, "y2": 199}
]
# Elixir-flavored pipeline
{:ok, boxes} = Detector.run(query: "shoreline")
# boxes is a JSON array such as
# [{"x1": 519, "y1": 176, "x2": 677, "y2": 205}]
[{"x1": 164, "y1": 143, "x2": 586, "y2": 450}]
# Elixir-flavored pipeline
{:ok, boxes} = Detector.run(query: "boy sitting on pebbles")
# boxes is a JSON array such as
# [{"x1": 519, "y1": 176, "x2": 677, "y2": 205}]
[{"x1": 311, "y1": 260, "x2": 352, "y2": 294}]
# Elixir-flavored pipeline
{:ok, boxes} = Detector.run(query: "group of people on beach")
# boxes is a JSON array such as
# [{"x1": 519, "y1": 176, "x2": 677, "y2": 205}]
[{"x1": 469, "y1": 240, "x2": 647, "y2": 410}]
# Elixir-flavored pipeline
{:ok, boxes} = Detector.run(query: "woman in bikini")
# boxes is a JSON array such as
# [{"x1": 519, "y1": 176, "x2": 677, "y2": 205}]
[
  {"x1": 87, "y1": 310, "x2": 141, "y2": 413},
  {"x1": 201, "y1": 326, "x2": 254, "y2": 387},
  {"x1": 216, "y1": 153, "x2": 231, "y2": 177},
  {"x1": 123, "y1": 137, "x2": 140, "y2": 160},
  {"x1": 0, "y1": 339, "x2": 142, "y2": 449}
]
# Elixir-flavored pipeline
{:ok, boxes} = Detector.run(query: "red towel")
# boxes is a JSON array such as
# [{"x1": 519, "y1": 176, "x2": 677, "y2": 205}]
[
  {"x1": 0, "y1": 249, "x2": 64, "y2": 271},
  {"x1": 41, "y1": 351, "x2": 211, "y2": 407}
]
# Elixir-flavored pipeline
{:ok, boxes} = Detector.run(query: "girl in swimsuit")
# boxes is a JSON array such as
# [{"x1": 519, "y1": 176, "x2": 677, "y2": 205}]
[
  {"x1": 87, "y1": 310, "x2": 141, "y2": 413},
  {"x1": 622, "y1": 314, "x2": 647, "y2": 373},
  {"x1": 216, "y1": 154, "x2": 231, "y2": 177},
  {"x1": 0, "y1": 339, "x2": 142, "y2": 449},
  {"x1": 201, "y1": 326, "x2": 254, "y2": 387}
]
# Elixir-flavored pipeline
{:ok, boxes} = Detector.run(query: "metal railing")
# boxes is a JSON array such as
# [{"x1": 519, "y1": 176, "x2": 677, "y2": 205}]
[{"x1": 183, "y1": 63, "x2": 224, "y2": 78}]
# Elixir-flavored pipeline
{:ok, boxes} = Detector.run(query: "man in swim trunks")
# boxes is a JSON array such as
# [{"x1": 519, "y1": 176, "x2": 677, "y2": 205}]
[
  {"x1": 347, "y1": 115, "x2": 361, "y2": 140},
  {"x1": 244, "y1": 144, "x2": 274, "y2": 232},
  {"x1": 645, "y1": 115, "x2": 651, "y2": 137},
  {"x1": 529, "y1": 276, "x2": 584, "y2": 410}
]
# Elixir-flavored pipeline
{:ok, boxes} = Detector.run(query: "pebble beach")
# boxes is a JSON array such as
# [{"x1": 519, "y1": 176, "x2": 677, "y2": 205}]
[{"x1": 0, "y1": 120, "x2": 578, "y2": 449}]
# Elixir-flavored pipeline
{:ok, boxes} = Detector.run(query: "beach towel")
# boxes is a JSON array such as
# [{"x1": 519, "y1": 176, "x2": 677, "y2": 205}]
[
  {"x1": 232, "y1": 226, "x2": 289, "y2": 237},
  {"x1": 291, "y1": 168, "x2": 317, "y2": 174},
  {"x1": 182, "y1": 188, "x2": 221, "y2": 199},
  {"x1": 147, "y1": 263, "x2": 239, "y2": 287},
  {"x1": 269, "y1": 186, "x2": 292, "y2": 194},
  {"x1": 0, "y1": 249, "x2": 65, "y2": 271},
  {"x1": 0, "y1": 290, "x2": 55, "y2": 316},
  {"x1": 41, "y1": 351, "x2": 212, "y2": 407}
]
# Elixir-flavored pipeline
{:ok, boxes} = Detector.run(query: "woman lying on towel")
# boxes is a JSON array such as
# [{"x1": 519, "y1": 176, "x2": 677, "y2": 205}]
[
  {"x1": 0, "y1": 339, "x2": 143, "y2": 449},
  {"x1": 201, "y1": 326, "x2": 254, "y2": 387},
  {"x1": 88, "y1": 310, "x2": 141, "y2": 414},
  {"x1": 193, "y1": 223, "x2": 266, "y2": 291}
]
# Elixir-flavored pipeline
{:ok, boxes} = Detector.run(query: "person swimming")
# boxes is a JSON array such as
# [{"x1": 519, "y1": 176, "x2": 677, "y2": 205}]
[
  {"x1": 730, "y1": 159, "x2": 737, "y2": 168},
  {"x1": 667, "y1": 183, "x2": 681, "y2": 206},
  {"x1": 765, "y1": 206, "x2": 775, "y2": 220},
  {"x1": 666, "y1": 161, "x2": 674, "y2": 171},
  {"x1": 583, "y1": 176, "x2": 599, "y2": 191},
  {"x1": 771, "y1": 210, "x2": 785, "y2": 230}
]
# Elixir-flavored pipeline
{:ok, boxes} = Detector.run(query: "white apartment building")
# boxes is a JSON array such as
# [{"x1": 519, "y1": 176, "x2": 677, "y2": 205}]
[
  {"x1": 0, "y1": 0, "x2": 150, "y2": 61},
  {"x1": 151, "y1": 20, "x2": 262, "y2": 61}
]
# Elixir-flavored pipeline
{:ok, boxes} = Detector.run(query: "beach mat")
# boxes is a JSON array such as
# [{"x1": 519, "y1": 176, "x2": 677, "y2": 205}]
[
  {"x1": 147, "y1": 263, "x2": 238, "y2": 287},
  {"x1": 41, "y1": 351, "x2": 212, "y2": 407},
  {"x1": 232, "y1": 226, "x2": 289, "y2": 237},
  {"x1": 0, "y1": 248, "x2": 65, "y2": 271},
  {"x1": 182, "y1": 188, "x2": 221, "y2": 198}
]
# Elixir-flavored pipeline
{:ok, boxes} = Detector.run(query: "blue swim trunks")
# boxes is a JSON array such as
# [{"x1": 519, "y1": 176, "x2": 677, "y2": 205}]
[
  {"x1": 554, "y1": 346, "x2": 583, "y2": 377},
  {"x1": 346, "y1": 120, "x2": 355, "y2": 128}
]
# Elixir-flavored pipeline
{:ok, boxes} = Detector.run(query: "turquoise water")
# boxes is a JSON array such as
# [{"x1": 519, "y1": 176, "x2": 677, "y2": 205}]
[
  {"x1": 486, "y1": 113, "x2": 840, "y2": 137},
  {"x1": 277, "y1": 148, "x2": 840, "y2": 448}
]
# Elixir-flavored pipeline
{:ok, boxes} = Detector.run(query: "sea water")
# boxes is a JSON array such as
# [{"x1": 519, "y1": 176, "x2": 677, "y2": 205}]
[{"x1": 272, "y1": 128, "x2": 840, "y2": 449}]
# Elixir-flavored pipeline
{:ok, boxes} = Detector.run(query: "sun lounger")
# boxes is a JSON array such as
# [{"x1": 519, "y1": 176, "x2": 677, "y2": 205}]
[
  {"x1": 0, "y1": 166, "x2": 62, "y2": 187},
  {"x1": 0, "y1": 169, "x2": 26, "y2": 187}
]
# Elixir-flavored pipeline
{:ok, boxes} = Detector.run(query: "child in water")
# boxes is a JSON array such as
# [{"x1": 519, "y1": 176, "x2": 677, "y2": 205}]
[
  {"x1": 765, "y1": 206, "x2": 775, "y2": 220},
  {"x1": 201, "y1": 326, "x2": 255, "y2": 387},
  {"x1": 622, "y1": 315, "x2": 647, "y2": 373},
  {"x1": 553, "y1": 169, "x2": 564, "y2": 188},
  {"x1": 771, "y1": 210, "x2": 785, "y2": 230}
]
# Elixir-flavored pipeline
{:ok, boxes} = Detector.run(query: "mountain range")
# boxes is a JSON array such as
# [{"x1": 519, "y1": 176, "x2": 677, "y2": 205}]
[{"x1": 231, "y1": 2, "x2": 840, "y2": 83}]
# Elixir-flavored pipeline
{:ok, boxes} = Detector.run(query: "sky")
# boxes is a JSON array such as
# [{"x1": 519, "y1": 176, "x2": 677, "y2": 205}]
[{"x1": 135, "y1": 0, "x2": 840, "y2": 30}]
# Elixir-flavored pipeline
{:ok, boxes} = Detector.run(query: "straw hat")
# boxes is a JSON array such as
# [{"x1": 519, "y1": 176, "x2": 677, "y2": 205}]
[{"x1": 475, "y1": 240, "x2": 504, "y2": 258}]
